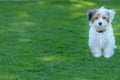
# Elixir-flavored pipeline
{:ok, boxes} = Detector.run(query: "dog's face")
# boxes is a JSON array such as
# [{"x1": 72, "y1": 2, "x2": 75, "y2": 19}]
[{"x1": 87, "y1": 6, "x2": 115, "y2": 30}]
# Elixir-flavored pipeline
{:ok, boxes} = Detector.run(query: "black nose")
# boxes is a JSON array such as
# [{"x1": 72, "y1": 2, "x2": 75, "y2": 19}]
[{"x1": 98, "y1": 22, "x2": 102, "y2": 25}]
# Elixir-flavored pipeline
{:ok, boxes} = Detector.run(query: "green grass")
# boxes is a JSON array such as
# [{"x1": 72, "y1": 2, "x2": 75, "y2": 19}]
[{"x1": 0, "y1": 0, "x2": 120, "y2": 80}]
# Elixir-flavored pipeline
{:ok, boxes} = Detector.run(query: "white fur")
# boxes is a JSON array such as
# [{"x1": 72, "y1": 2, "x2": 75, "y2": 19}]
[{"x1": 88, "y1": 6, "x2": 116, "y2": 58}]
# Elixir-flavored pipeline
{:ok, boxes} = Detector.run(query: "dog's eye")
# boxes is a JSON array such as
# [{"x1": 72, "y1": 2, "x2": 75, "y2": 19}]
[
  {"x1": 95, "y1": 17, "x2": 98, "y2": 19},
  {"x1": 102, "y1": 17, "x2": 106, "y2": 19}
]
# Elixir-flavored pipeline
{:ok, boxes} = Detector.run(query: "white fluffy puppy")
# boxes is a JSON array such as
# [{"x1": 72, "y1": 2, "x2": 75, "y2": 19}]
[{"x1": 87, "y1": 6, "x2": 116, "y2": 58}]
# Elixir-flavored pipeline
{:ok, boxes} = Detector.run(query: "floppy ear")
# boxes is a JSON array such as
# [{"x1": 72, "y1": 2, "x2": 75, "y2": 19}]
[
  {"x1": 87, "y1": 10, "x2": 96, "y2": 21},
  {"x1": 107, "y1": 9, "x2": 116, "y2": 22}
]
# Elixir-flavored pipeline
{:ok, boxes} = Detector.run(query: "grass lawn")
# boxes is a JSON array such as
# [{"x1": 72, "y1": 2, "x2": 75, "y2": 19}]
[{"x1": 0, "y1": 0, "x2": 120, "y2": 80}]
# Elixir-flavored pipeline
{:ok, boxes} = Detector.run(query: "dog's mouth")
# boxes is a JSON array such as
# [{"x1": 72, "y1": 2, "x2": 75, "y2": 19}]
[
  {"x1": 96, "y1": 29, "x2": 106, "y2": 33},
  {"x1": 96, "y1": 26, "x2": 106, "y2": 33}
]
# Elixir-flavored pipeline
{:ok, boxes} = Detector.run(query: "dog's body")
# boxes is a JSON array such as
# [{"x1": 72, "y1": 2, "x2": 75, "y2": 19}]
[{"x1": 87, "y1": 6, "x2": 116, "y2": 58}]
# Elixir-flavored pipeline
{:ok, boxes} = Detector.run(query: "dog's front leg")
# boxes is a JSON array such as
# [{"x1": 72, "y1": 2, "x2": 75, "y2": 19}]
[
  {"x1": 103, "y1": 46, "x2": 114, "y2": 58},
  {"x1": 91, "y1": 46, "x2": 102, "y2": 58}
]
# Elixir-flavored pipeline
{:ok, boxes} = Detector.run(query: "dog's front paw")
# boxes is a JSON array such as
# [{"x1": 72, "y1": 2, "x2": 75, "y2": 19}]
[
  {"x1": 104, "y1": 53, "x2": 114, "y2": 58},
  {"x1": 103, "y1": 48, "x2": 114, "y2": 58},
  {"x1": 93, "y1": 53, "x2": 102, "y2": 58}
]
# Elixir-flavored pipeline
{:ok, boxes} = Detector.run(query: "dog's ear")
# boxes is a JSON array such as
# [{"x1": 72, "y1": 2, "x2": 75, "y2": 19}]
[
  {"x1": 107, "y1": 9, "x2": 116, "y2": 22},
  {"x1": 87, "y1": 10, "x2": 96, "y2": 21}
]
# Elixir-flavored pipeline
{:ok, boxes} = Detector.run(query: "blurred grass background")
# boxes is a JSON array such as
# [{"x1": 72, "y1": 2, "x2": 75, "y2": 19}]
[{"x1": 0, "y1": 0, "x2": 120, "y2": 80}]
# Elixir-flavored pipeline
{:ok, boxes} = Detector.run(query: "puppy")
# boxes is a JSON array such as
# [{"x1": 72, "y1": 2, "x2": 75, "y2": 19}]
[{"x1": 87, "y1": 6, "x2": 116, "y2": 58}]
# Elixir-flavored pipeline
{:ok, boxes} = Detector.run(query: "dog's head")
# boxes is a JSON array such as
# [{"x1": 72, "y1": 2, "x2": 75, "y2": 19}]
[{"x1": 87, "y1": 6, "x2": 115, "y2": 30}]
